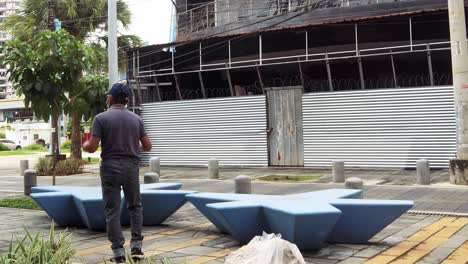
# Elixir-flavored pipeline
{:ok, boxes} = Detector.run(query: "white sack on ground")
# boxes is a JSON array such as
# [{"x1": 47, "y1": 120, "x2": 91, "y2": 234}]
[{"x1": 225, "y1": 232, "x2": 306, "y2": 264}]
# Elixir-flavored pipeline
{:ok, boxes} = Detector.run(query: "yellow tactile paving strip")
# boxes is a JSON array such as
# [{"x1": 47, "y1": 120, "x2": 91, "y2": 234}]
[
  {"x1": 76, "y1": 216, "x2": 468, "y2": 264},
  {"x1": 365, "y1": 217, "x2": 468, "y2": 264},
  {"x1": 186, "y1": 248, "x2": 238, "y2": 264},
  {"x1": 95, "y1": 234, "x2": 232, "y2": 264},
  {"x1": 75, "y1": 222, "x2": 212, "y2": 257},
  {"x1": 74, "y1": 221, "x2": 234, "y2": 264},
  {"x1": 442, "y1": 240, "x2": 468, "y2": 264}
]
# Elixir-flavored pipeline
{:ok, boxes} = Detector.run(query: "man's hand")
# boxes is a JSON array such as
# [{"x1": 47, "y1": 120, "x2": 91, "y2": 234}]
[
  {"x1": 83, "y1": 136, "x2": 101, "y2": 153},
  {"x1": 140, "y1": 135, "x2": 152, "y2": 152}
]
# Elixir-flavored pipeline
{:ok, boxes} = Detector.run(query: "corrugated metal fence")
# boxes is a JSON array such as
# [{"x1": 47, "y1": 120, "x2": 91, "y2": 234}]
[
  {"x1": 141, "y1": 96, "x2": 268, "y2": 166},
  {"x1": 141, "y1": 86, "x2": 456, "y2": 168},
  {"x1": 302, "y1": 86, "x2": 456, "y2": 168}
]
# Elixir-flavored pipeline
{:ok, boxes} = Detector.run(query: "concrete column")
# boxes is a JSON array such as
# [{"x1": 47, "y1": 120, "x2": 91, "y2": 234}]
[
  {"x1": 235, "y1": 175, "x2": 252, "y2": 194},
  {"x1": 345, "y1": 177, "x2": 364, "y2": 198},
  {"x1": 208, "y1": 158, "x2": 219, "y2": 179},
  {"x1": 448, "y1": 0, "x2": 468, "y2": 185},
  {"x1": 332, "y1": 160, "x2": 345, "y2": 183},
  {"x1": 108, "y1": 0, "x2": 118, "y2": 87},
  {"x1": 144, "y1": 172, "x2": 159, "y2": 184},
  {"x1": 150, "y1": 157, "x2": 161, "y2": 176},
  {"x1": 24, "y1": 169, "x2": 37, "y2": 196},
  {"x1": 20, "y1": 160, "x2": 29, "y2": 176},
  {"x1": 416, "y1": 159, "x2": 431, "y2": 185}
]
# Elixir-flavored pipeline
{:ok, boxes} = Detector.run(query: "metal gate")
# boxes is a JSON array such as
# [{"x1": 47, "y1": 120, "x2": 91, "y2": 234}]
[
  {"x1": 302, "y1": 86, "x2": 456, "y2": 168},
  {"x1": 141, "y1": 96, "x2": 268, "y2": 166},
  {"x1": 267, "y1": 87, "x2": 304, "y2": 166}
]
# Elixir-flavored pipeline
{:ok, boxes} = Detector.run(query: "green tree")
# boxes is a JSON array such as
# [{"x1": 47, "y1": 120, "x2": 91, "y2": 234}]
[
  {"x1": 1, "y1": 29, "x2": 95, "y2": 169},
  {"x1": 66, "y1": 75, "x2": 108, "y2": 158},
  {"x1": 4, "y1": 0, "x2": 129, "y2": 41},
  {"x1": 3, "y1": 0, "x2": 141, "y2": 70},
  {"x1": 2, "y1": 0, "x2": 142, "y2": 159}
]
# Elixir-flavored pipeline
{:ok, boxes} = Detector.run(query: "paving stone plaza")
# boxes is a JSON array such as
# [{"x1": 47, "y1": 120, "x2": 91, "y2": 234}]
[{"x1": 0, "y1": 162, "x2": 467, "y2": 263}]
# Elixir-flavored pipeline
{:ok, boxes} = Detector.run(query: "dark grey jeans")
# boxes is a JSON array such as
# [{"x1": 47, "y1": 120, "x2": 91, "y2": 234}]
[{"x1": 100, "y1": 158, "x2": 143, "y2": 256}]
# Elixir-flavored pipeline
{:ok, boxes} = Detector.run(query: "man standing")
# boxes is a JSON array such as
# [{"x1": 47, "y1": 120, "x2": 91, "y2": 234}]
[{"x1": 84, "y1": 83, "x2": 152, "y2": 263}]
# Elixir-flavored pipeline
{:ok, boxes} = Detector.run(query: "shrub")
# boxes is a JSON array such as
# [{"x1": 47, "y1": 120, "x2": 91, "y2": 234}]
[
  {"x1": 61, "y1": 140, "x2": 71, "y2": 149},
  {"x1": 54, "y1": 158, "x2": 85, "y2": 176},
  {"x1": 24, "y1": 144, "x2": 45, "y2": 151},
  {"x1": 0, "y1": 143, "x2": 9, "y2": 151},
  {"x1": 0, "y1": 224, "x2": 75, "y2": 264},
  {"x1": 36, "y1": 139, "x2": 46, "y2": 146},
  {"x1": 35, "y1": 157, "x2": 54, "y2": 176},
  {"x1": 35, "y1": 157, "x2": 85, "y2": 176},
  {"x1": 0, "y1": 132, "x2": 5, "y2": 139}
]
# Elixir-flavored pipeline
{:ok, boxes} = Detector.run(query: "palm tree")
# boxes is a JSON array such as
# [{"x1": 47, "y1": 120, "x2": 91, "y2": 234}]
[{"x1": 3, "y1": 0, "x2": 143, "y2": 159}]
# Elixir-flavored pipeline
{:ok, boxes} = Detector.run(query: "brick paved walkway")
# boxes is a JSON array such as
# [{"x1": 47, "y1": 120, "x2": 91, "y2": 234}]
[
  {"x1": 0, "y1": 164, "x2": 466, "y2": 263},
  {"x1": 0, "y1": 206, "x2": 466, "y2": 263}
]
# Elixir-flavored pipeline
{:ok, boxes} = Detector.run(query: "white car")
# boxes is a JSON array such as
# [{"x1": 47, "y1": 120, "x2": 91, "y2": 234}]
[{"x1": 0, "y1": 139, "x2": 22, "y2": 150}]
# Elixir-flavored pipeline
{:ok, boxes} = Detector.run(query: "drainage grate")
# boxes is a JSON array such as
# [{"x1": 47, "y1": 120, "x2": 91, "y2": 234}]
[{"x1": 407, "y1": 210, "x2": 468, "y2": 217}]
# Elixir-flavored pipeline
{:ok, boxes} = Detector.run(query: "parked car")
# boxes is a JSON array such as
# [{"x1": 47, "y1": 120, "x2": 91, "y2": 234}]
[{"x1": 0, "y1": 139, "x2": 22, "y2": 150}]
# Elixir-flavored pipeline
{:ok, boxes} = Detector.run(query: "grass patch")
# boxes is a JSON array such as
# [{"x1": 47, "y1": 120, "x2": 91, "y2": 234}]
[
  {"x1": 83, "y1": 157, "x2": 100, "y2": 163},
  {"x1": 0, "y1": 197, "x2": 42, "y2": 210},
  {"x1": 23, "y1": 144, "x2": 47, "y2": 151},
  {"x1": 0, "y1": 150, "x2": 37, "y2": 156},
  {"x1": 256, "y1": 174, "x2": 322, "y2": 183},
  {"x1": 0, "y1": 145, "x2": 48, "y2": 156}
]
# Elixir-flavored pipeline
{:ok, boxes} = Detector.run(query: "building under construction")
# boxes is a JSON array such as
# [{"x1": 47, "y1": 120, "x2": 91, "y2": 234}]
[{"x1": 127, "y1": 0, "x2": 462, "y2": 168}]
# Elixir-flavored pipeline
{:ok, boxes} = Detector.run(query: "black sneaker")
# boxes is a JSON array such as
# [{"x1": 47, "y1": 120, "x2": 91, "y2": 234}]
[
  {"x1": 109, "y1": 255, "x2": 126, "y2": 263},
  {"x1": 131, "y1": 247, "x2": 145, "y2": 261}
]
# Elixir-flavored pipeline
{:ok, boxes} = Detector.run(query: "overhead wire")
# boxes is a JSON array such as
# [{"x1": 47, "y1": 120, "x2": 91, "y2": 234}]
[
  {"x1": 134, "y1": 3, "x2": 450, "y2": 72},
  {"x1": 133, "y1": 0, "x2": 357, "y2": 71},
  {"x1": 131, "y1": 0, "x2": 338, "y2": 71},
  {"x1": 133, "y1": 1, "x2": 321, "y2": 58}
]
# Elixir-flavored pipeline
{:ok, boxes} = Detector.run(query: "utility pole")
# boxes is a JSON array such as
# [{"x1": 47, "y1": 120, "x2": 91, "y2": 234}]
[
  {"x1": 48, "y1": 0, "x2": 58, "y2": 186},
  {"x1": 48, "y1": 0, "x2": 54, "y2": 156},
  {"x1": 108, "y1": 0, "x2": 118, "y2": 88},
  {"x1": 54, "y1": 18, "x2": 62, "y2": 164},
  {"x1": 449, "y1": 0, "x2": 468, "y2": 185}
]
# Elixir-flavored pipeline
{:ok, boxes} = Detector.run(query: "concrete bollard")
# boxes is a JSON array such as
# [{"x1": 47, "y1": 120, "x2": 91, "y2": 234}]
[
  {"x1": 235, "y1": 175, "x2": 252, "y2": 194},
  {"x1": 208, "y1": 158, "x2": 219, "y2": 179},
  {"x1": 345, "y1": 177, "x2": 364, "y2": 198},
  {"x1": 20, "y1": 160, "x2": 29, "y2": 176},
  {"x1": 24, "y1": 169, "x2": 37, "y2": 196},
  {"x1": 149, "y1": 157, "x2": 161, "y2": 176},
  {"x1": 416, "y1": 159, "x2": 430, "y2": 185},
  {"x1": 332, "y1": 160, "x2": 345, "y2": 183},
  {"x1": 144, "y1": 172, "x2": 159, "y2": 184}
]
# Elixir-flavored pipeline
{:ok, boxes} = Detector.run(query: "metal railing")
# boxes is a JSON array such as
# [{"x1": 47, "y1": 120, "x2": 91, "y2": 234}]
[{"x1": 136, "y1": 40, "x2": 452, "y2": 78}]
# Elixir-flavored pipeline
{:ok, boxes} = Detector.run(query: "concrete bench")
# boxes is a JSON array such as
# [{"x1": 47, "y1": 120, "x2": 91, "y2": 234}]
[
  {"x1": 186, "y1": 189, "x2": 413, "y2": 250},
  {"x1": 31, "y1": 183, "x2": 196, "y2": 230}
]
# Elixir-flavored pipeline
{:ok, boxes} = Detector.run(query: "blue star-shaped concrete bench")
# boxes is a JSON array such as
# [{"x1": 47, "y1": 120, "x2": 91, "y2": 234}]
[
  {"x1": 31, "y1": 183, "x2": 196, "y2": 230},
  {"x1": 186, "y1": 189, "x2": 413, "y2": 249}
]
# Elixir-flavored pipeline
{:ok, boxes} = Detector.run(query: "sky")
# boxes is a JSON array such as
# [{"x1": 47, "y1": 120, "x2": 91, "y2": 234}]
[{"x1": 124, "y1": 0, "x2": 174, "y2": 45}]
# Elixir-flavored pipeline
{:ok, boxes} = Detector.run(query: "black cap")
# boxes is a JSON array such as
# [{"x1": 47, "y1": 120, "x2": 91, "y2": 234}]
[{"x1": 108, "y1": 83, "x2": 130, "y2": 97}]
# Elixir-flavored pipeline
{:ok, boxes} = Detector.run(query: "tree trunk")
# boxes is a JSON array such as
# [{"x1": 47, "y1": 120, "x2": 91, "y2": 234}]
[
  {"x1": 70, "y1": 112, "x2": 82, "y2": 160},
  {"x1": 51, "y1": 114, "x2": 59, "y2": 186}
]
